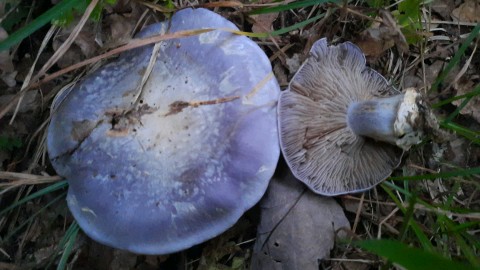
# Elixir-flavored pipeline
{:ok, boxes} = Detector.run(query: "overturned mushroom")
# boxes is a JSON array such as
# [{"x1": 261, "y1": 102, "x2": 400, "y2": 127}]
[
  {"x1": 278, "y1": 38, "x2": 436, "y2": 195},
  {"x1": 47, "y1": 8, "x2": 280, "y2": 255}
]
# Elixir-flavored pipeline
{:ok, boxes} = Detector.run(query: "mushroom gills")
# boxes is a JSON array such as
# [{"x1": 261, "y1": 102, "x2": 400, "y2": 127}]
[{"x1": 347, "y1": 88, "x2": 424, "y2": 150}]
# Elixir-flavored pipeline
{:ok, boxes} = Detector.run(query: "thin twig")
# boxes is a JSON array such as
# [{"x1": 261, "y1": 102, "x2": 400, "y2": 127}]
[{"x1": 352, "y1": 193, "x2": 365, "y2": 233}]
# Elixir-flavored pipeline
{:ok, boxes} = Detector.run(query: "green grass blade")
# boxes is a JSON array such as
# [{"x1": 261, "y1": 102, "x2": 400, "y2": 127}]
[
  {"x1": 0, "y1": 0, "x2": 79, "y2": 51},
  {"x1": 354, "y1": 239, "x2": 477, "y2": 270},
  {"x1": 430, "y1": 23, "x2": 480, "y2": 92},
  {"x1": 270, "y1": 13, "x2": 326, "y2": 36},
  {"x1": 382, "y1": 184, "x2": 434, "y2": 252},
  {"x1": 448, "y1": 221, "x2": 480, "y2": 233},
  {"x1": 439, "y1": 121, "x2": 480, "y2": 145},
  {"x1": 448, "y1": 224, "x2": 480, "y2": 268},
  {"x1": 383, "y1": 181, "x2": 480, "y2": 215},
  {"x1": 433, "y1": 84, "x2": 480, "y2": 108},
  {"x1": 0, "y1": 180, "x2": 68, "y2": 216},
  {"x1": 409, "y1": 219, "x2": 434, "y2": 252},
  {"x1": 2, "y1": 192, "x2": 66, "y2": 243},
  {"x1": 249, "y1": 0, "x2": 338, "y2": 15},
  {"x1": 381, "y1": 181, "x2": 478, "y2": 217},
  {"x1": 398, "y1": 196, "x2": 432, "y2": 253},
  {"x1": 431, "y1": 82, "x2": 480, "y2": 144},
  {"x1": 381, "y1": 183, "x2": 406, "y2": 211},
  {"x1": 57, "y1": 222, "x2": 80, "y2": 270},
  {"x1": 388, "y1": 167, "x2": 480, "y2": 181},
  {"x1": 460, "y1": 229, "x2": 480, "y2": 252},
  {"x1": 442, "y1": 122, "x2": 480, "y2": 140},
  {"x1": 237, "y1": 12, "x2": 327, "y2": 38},
  {"x1": 0, "y1": 136, "x2": 23, "y2": 151},
  {"x1": 437, "y1": 216, "x2": 480, "y2": 268},
  {"x1": 398, "y1": 195, "x2": 416, "y2": 241},
  {"x1": 45, "y1": 221, "x2": 80, "y2": 269},
  {"x1": 444, "y1": 96, "x2": 473, "y2": 123}
]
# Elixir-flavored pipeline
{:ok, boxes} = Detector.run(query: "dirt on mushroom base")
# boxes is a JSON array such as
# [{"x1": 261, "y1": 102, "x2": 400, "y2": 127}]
[{"x1": 1, "y1": 0, "x2": 479, "y2": 269}]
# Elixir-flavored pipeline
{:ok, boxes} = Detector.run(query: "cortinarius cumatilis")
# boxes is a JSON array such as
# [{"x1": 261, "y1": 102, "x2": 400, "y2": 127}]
[
  {"x1": 47, "y1": 8, "x2": 280, "y2": 254},
  {"x1": 278, "y1": 38, "x2": 433, "y2": 195}
]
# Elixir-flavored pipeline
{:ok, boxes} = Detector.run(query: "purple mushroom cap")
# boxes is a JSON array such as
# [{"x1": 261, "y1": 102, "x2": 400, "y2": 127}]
[{"x1": 47, "y1": 8, "x2": 280, "y2": 255}]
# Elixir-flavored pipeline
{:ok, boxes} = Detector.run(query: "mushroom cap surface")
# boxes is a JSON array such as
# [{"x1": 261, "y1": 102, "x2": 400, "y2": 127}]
[
  {"x1": 278, "y1": 38, "x2": 403, "y2": 196},
  {"x1": 47, "y1": 8, "x2": 280, "y2": 254}
]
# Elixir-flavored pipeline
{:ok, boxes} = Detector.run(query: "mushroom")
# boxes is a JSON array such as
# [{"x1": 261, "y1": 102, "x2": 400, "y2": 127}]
[
  {"x1": 278, "y1": 38, "x2": 433, "y2": 195},
  {"x1": 47, "y1": 8, "x2": 280, "y2": 255}
]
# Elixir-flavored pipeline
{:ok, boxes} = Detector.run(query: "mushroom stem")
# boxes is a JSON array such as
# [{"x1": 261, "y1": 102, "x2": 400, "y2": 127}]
[{"x1": 347, "y1": 88, "x2": 424, "y2": 150}]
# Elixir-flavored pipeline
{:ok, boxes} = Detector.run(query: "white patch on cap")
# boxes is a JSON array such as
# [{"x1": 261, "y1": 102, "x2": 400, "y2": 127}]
[{"x1": 199, "y1": 30, "x2": 221, "y2": 44}]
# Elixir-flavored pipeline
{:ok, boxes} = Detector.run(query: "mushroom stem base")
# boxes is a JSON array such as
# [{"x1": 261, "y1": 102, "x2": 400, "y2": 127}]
[{"x1": 347, "y1": 88, "x2": 425, "y2": 150}]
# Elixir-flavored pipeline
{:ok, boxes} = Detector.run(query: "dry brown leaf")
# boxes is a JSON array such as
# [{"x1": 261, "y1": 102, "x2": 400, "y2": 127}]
[
  {"x1": 109, "y1": 249, "x2": 138, "y2": 270},
  {"x1": 452, "y1": 78, "x2": 480, "y2": 123},
  {"x1": 0, "y1": 91, "x2": 38, "y2": 114},
  {"x1": 0, "y1": 26, "x2": 16, "y2": 87},
  {"x1": 1, "y1": 70, "x2": 16, "y2": 87},
  {"x1": 272, "y1": 61, "x2": 288, "y2": 87},
  {"x1": 200, "y1": 1, "x2": 243, "y2": 8},
  {"x1": 342, "y1": 197, "x2": 362, "y2": 215},
  {"x1": 355, "y1": 10, "x2": 408, "y2": 58},
  {"x1": 52, "y1": 0, "x2": 145, "y2": 68},
  {"x1": 285, "y1": 53, "x2": 301, "y2": 75},
  {"x1": 104, "y1": 0, "x2": 135, "y2": 13},
  {"x1": 251, "y1": 13, "x2": 278, "y2": 33},
  {"x1": 424, "y1": 61, "x2": 447, "y2": 87},
  {"x1": 34, "y1": 245, "x2": 56, "y2": 265},
  {"x1": 444, "y1": 138, "x2": 468, "y2": 166},
  {"x1": 0, "y1": 27, "x2": 14, "y2": 73},
  {"x1": 250, "y1": 0, "x2": 278, "y2": 33},
  {"x1": 52, "y1": 21, "x2": 98, "y2": 69},
  {"x1": 431, "y1": 0, "x2": 456, "y2": 20},
  {"x1": 333, "y1": 261, "x2": 371, "y2": 270},
  {"x1": 251, "y1": 170, "x2": 350, "y2": 270},
  {"x1": 451, "y1": 0, "x2": 480, "y2": 22},
  {"x1": 104, "y1": 0, "x2": 147, "y2": 47},
  {"x1": 198, "y1": 219, "x2": 249, "y2": 269},
  {"x1": 402, "y1": 60, "x2": 445, "y2": 91},
  {"x1": 104, "y1": 14, "x2": 136, "y2": 48}
]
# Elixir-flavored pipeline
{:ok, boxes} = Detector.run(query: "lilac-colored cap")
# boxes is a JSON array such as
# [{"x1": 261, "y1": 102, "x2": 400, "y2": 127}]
[{"x1": 47, "y1": 8, "x2": 280, "y2": 254}]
